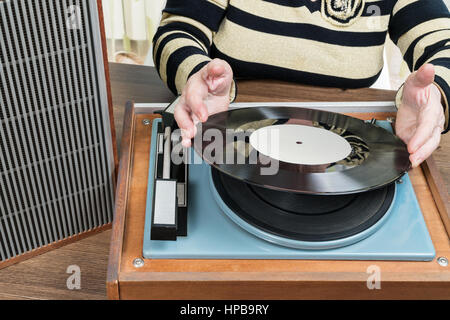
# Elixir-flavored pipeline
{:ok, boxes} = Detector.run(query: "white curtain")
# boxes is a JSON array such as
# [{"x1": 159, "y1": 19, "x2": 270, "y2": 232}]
[{"x1": 102, "y1": 0, "x2": 166, "y2": 65}]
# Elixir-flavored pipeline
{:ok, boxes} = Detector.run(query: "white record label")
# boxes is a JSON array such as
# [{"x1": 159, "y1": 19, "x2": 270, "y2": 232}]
[{"x1": 249, "y1": 124, "x2": 352, "y2": 165}]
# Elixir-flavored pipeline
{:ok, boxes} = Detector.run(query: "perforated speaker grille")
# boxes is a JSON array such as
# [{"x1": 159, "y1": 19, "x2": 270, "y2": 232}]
[{"x1": 0, "y1": 0, "x2": 115, "y2": 262}]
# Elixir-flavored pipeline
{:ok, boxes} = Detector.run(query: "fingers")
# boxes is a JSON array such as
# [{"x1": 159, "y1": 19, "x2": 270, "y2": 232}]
[
  {"x1": 175, "y1": 71, "x2": 209, "y2": 147},
  {"x1": 409, "y1": 126, "x2": 441, "y2": 168},
  {"x1": 402, "y1": 75, "x2": 444, "y2": 167},
  {"x1": 174, "y1": 98, "x2": 195, "y2": 148},
  {"x1": 174, "y1": 59, "x2": 233, "y2": 146},
  {"x1": 185, "y1": 88, "x2": 208, "y2": 122},
  {"x1": 407, "y1": 111, "x2": 435, "y2": 154},
  {"x1": 407, "y1": 92, "x2": 444, "y2": 154},
  {"x1": 409, "y1": 63, "x2": 435, "y2": 89}
]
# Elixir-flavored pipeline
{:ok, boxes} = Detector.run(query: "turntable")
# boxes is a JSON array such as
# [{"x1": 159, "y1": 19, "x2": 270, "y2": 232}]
[
  {"x1": 107, "y1": 101, "x2": 450, "y2": 300},
  {"x1": 143, "y1": 106, "x2": 435, "y2": 260}
]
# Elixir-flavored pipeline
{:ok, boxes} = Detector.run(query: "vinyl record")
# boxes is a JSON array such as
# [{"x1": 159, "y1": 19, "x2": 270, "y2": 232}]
[
  {"x1": 211, "y1": 167, "x2": 396, "y2": 245},
  {"x1": 193, "y1": 107, "x2": 410, "y2": 195}
]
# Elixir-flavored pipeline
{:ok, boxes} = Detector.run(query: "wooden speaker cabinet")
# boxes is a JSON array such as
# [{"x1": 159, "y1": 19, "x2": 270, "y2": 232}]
[{"x1": 0, "y1": 0, "x2": 117, "y2": 269}]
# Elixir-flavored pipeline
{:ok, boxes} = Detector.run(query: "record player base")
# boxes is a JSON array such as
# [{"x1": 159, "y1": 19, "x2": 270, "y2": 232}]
[{"x1": 107, "y1": 103, "x2": 450, "y2": 300}]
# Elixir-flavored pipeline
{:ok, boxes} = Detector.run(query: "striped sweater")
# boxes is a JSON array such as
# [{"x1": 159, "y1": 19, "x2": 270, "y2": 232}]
[{"x1": 153, "y1": 0, "x2": 450, "y2": 132}]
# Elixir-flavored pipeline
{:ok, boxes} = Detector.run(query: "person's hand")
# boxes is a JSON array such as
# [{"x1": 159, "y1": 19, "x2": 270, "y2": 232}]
[
  {"x1": 395, "y1": 63, "x2": 445, "y2": 168},
  {"x1": 174, "y1": 58, "x2": 233, "y2": 147}
]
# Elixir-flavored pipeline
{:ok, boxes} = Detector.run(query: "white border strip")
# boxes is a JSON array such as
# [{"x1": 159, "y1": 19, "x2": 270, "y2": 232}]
[{"x1": 135, "y1": 101, "x2": 397, "y2": 114}]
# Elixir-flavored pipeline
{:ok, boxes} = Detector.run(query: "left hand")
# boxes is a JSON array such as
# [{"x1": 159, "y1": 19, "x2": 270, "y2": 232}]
[{"x1": 395, "y1": 63, "x2": 446, "y2": 168}]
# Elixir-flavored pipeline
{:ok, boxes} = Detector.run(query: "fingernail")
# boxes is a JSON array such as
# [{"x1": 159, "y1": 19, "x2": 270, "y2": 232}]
[
  {"x1": 408, "y1": 144, "x2": 417, "y2": 154},
  {"x1": 196, "y1": 113, "x2": 204, "y2": 123}
]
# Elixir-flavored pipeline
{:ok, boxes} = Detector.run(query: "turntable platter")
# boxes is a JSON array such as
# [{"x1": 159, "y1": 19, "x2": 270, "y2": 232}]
[
  {"x1": 211, "y1": 167, "x2": 396, "y2": 247},
  {"x1": 193, "y1": 107, "x2": 410, "y2": 195}
]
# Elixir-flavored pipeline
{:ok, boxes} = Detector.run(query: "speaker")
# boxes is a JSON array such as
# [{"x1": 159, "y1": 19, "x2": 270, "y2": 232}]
[{"x1": 0, "y1": 0, "x2": 117, "y2": 268}]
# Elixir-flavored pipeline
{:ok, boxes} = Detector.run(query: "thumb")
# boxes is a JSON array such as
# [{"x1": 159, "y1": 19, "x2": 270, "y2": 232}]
[
  {"x1": 409, "y1": 63, "x2": 435, "y2": 88},
  {"x1": 203, "y1": 59, "x2": 232, "y2": 94},
  {"x1": 207, "y1": 59, "x2": 228, "y2": 78}
]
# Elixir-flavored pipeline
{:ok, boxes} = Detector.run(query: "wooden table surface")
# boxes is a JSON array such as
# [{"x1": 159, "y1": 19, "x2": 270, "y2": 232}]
[{"x1": 0, "y1": 62, "x2": 448, "y2": 300}]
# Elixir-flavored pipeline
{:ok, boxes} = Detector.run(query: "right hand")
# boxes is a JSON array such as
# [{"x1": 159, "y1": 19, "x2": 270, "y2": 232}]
[{"x1": 174, "y1": 58, "x2": 234, "y2": 147}]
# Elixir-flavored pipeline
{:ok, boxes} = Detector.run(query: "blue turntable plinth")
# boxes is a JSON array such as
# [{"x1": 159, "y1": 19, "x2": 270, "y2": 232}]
[{"x1": 143, "y1": 119, "x2": 435, "y2": 261}]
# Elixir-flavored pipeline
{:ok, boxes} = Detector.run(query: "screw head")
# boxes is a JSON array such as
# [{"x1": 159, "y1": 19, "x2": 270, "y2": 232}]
[
  {"x1": 437, "y1": 257, "x2": 448, "y2": 267},
  {"x1": 143, "y1": 119, "x2": 151, "y2": 126},
  {"x1": 386, "y1": 117, "x2": 395, "y2": 123},
  {"x1": 133, "y1": 258, "x2": 145, "y2": 268}
]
